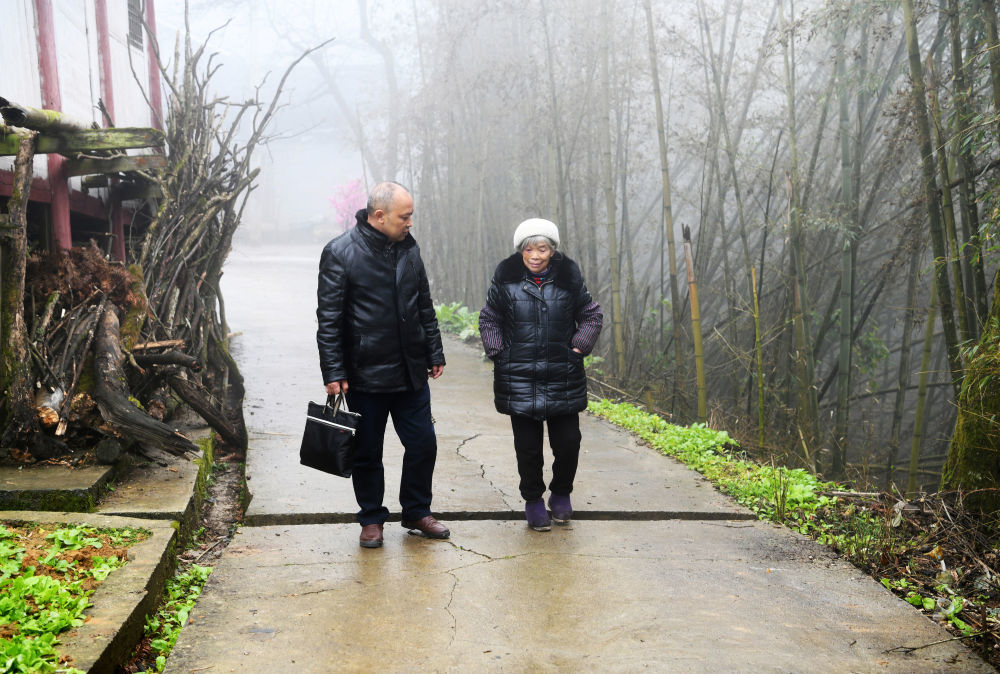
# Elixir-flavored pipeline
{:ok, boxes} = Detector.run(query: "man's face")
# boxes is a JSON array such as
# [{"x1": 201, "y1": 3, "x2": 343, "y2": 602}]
[{"x1": 372, "y1": 190, "x2": 414, "y2": 242}]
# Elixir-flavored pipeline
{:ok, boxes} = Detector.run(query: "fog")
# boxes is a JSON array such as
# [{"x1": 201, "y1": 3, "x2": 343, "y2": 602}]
[{"x1": 153, "y1": 0, "x2": 999, "y2": 490}]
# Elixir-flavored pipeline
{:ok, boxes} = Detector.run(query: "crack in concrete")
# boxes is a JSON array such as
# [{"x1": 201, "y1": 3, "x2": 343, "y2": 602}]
[
  {"x1": 451, "y1": 434, "x2": 517, "y2": 510},
  {"x1": 446, "y1": 540, "x2": 495, "y2": 561},
  {"x1": 443, "y1": 572, "x2": 458, "y2": 644}
]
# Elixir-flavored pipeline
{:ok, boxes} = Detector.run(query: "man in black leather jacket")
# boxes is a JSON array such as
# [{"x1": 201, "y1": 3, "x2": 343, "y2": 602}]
[{"x1": 317, "y1": 181, "x2": 448, "y2": 548}]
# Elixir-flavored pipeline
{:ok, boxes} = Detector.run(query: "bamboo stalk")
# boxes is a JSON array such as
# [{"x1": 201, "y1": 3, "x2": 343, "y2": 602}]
[
  {"x1": 683, "y1": 225, "x2": 706, "y2": 423},
  {"x1": 907, "y1": 283, "x2": 937, "y2": 497},
  {"x1": 751, "y1": 266, "x2": 765, "y2": 448}
]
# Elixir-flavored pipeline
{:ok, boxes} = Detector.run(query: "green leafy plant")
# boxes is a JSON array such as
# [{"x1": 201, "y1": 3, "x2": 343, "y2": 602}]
[
  {"x1": 0, "y1": 522, "x2": 147, "y2": 674},
  {"x1": 143, "y1": 564, "x2": 213, "y2": 672},
  {"x1": 434, "y1": 302, "x2": 480, "y2": 340}
]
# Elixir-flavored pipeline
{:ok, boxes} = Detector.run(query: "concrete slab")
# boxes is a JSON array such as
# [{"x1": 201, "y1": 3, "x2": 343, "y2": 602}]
[
  {"x1": 165, "y1": 520, "x2": 989, "y2": 673},
  {"x1": 2, "y1": 511, "x2": 177, "y2": 673},
  {"x1": 240, "y1": 320, "x2": 748, "y2": 525},
  {"x1": 0, "y1": 465, "x2": 114, "y2": 511}
]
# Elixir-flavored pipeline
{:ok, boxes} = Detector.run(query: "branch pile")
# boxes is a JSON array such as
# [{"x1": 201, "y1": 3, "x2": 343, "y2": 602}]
[{"x1": 1, "y1": 25, "x2": 326, "y2": 464}]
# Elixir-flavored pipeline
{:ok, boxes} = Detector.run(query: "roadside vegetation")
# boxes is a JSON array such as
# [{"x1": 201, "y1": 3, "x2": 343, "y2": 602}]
[
  {"x1": 132, "y1": 564, "x2": 212, "y2": 673},
  {"x1": 122, "y1": 452, "x2": 242, "y2": 673},
  {"x1": 590, "y1": 400, "x2": 1000, "y2": 668},
  {"x1": 0, "y1": 522, "x2": 148, "y2": 674},
  {"x1": 434, "y1": 304, "x2": 1000, "y2": 668}
]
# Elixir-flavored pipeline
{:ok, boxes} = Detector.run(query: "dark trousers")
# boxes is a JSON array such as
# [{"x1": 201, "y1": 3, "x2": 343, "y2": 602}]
[
  {"x1": 346, "y1": 384, "x2": 437, "y2": 525},
  {"x1": 510, "y1": 413, "x2": 581, "y2": 501}
]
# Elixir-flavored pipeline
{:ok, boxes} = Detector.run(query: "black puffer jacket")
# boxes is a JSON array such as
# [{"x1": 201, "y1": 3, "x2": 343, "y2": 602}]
[
  {"x1": 317, "y1": 209, "x2": 445, "y2": 393},
  {"x1": 486, "y1": 252, "x2": 594, "y2": 419}
]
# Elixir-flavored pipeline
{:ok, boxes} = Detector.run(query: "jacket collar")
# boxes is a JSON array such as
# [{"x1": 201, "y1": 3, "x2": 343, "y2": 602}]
[{"x1": 496, "y1": 251, "x2": 569, "y2": 285}]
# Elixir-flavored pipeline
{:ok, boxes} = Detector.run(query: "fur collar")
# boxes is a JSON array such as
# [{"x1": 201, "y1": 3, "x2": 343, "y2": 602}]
[{"x1": 494, "y1": 251, "x2": 584, "y2": 292}]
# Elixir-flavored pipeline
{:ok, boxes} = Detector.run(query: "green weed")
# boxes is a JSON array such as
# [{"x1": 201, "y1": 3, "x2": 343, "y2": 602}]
[
  {"x1": 0, "y1": 522, "x2": 148, "y2": 674},
  {"x1": 142, "y1": 564, "x2": 213, "y2": 672},
  {"x1": 434, "y1": 302, "x2": 480, "y2": 340}
]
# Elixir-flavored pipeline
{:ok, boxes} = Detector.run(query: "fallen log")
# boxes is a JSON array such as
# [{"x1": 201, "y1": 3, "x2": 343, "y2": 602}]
[
  {"x1": 93, "y1": 307, "x2": 196, "y2": 457},
  {"x1": 165, "y1": 369, "x2": 245, "y2": 449}
]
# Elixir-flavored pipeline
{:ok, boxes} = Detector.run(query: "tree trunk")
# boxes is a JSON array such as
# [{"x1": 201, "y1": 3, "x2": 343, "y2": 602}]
[
  {"x1": 833, "y1": 19, "x2": 855, "y2": 478},
  {"x1": 683, "y1": 226, "x2": 707, "y2": 423},
  {"x1": 949, "y1": 0, "x2": 987, "y2": 332},
  {"x1": 927, "y1": 61, "x2": 971, "y2": 344},
  {"x1": 980, "y1": 0, "x2": 1000, "y2": 144},
  {"x1": 600, "y1": 0, "x2": 626, "y2": 376},
  {"x1": 643, "y1": 0, "x2": 684, "y2": 409},
  {"x1": 902, "y1": 0, "x2": 963, "y2": 399},
  {"x1": 0, "y1": 132, "x2": 38, "y2": 440}
]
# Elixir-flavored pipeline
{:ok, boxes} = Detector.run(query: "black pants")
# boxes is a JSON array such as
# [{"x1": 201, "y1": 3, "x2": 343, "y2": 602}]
[
  {"x1": 510, "y1": 413, "x2": 581, "y2": 501},
  {"x1": 346, "y1": 384, "x2": 437, "y2": 526}
]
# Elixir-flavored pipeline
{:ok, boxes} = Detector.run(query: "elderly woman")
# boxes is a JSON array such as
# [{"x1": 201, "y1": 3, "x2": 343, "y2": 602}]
[{"x1": 479, "y1": 218, "x2": 603, "y2": 531}]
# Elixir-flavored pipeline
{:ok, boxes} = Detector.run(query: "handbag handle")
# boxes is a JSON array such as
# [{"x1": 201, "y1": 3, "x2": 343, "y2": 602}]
[{"x1": 326, "y1": 392, "x2": 350, "y2": 415}]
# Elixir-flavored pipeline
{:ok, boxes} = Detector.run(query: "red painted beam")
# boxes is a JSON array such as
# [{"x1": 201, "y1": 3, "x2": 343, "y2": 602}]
[
  {"x1": 145, "y1": 0, "x2": 163, "y2": 131},
  {"x1": 94, "y1": 0, "x2": 116, "y2": 125},
  {"x1": 33, "y1": 0, "x2": 72, "y2": 251}
]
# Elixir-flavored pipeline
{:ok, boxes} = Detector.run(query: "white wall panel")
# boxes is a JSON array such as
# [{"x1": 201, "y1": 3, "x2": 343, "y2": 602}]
[
  {"x1": 53, "y1": 0, "x2": 99, "y2": 125},
  {"x1": 1, "y1": 0, "x2": 44, "y2": 177},
  {"x1": 109, "y1": 2, "x2": 154, "y2": 128}
]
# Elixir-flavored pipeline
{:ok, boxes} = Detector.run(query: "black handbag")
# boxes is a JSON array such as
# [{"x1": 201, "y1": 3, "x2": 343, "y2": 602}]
[{"x1": 300, "y1": 393, "x2": 361, "y2": 477}]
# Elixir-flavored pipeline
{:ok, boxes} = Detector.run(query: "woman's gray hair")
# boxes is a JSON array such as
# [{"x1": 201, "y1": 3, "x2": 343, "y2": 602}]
[{"x1": 518, "y1": 235, "x2": 557, "y2": 252}]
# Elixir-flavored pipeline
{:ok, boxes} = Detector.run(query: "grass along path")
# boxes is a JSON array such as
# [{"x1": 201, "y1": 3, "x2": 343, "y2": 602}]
[{"x1": 589, "y1": 400, "x2": 1000, "y2": 668}]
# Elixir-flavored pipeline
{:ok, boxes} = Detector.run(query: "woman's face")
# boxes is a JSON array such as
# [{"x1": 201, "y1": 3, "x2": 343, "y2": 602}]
[{"x1": 521, "y1": 241, "x2": 554, "y2": 274}]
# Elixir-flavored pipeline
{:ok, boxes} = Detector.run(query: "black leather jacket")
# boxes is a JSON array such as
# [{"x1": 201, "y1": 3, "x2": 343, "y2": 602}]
[
  {"x1": 484, "y1": 252, "x2": 594, "y2": 419},
  {"x1": 317, "y1": 209, "x2": 445, "y2": 392}
]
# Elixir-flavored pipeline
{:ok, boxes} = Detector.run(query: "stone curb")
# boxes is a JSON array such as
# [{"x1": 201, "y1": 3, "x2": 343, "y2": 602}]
[
  {"x1": 1, "y1": 511, "x2": 177, "y2": 674},
  {"x1": 0, "y1": 465, "x2": 117, "y2": 512}
]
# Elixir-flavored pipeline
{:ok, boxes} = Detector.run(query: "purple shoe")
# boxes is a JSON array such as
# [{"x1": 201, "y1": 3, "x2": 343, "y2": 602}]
[
  {"x1": 525, "y1": 499, "x2": 551, "y2": 531},
  {"x1": 548, "y1": 493, "x2": 572, "y2": 524}
]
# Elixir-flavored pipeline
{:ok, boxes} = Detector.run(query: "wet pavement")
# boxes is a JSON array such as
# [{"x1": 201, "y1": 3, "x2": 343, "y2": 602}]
[{"x1": 164, "y1": 244, "x2": 988, "y2": 673}]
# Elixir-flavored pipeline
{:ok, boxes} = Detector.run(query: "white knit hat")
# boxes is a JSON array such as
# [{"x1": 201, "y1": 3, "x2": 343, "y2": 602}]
[{"x1": 512, "y1": 218, "x2": 560, "y2": 250}]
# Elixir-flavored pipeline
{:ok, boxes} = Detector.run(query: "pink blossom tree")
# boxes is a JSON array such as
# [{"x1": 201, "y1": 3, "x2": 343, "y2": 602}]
[{"x1": 329, "y1": 179, "x2": 366, "y2": 233}]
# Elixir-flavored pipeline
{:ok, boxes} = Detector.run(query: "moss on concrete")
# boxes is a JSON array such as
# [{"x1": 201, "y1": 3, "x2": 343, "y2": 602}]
[{"x1": 1, "y1": 488, "x2": 97, "y2": 512}]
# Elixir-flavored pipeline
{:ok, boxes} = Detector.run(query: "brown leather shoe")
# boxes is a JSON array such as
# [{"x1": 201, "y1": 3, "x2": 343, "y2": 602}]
[
  {"x1": 359, "y1": 523, "x2": 384, "y2": 548},
  {"x1": 401, "y1": 515, "x2": 450, "y2": 539}
]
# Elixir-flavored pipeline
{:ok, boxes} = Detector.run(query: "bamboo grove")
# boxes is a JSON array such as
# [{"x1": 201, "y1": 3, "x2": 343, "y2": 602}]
[{"x1": 315, "y1": 0, "x2": 1000, "y2": 502}]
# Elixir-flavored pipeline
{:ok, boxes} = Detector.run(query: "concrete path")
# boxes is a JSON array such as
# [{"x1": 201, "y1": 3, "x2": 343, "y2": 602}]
[{"x1": 165, "y1": 244, "x2": 988, "y2": 673}]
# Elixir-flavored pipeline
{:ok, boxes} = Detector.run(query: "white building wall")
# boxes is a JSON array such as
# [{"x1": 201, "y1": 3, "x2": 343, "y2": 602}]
[
  {"x1": 107, "y1": 3, "x2": 155, "y2": 128},
  {"x1": 1, "y1": 0, "x2": 44, "y2": 178},
  {"x1": 2, "y1": 0, "x2": 160, "y2": 183}
]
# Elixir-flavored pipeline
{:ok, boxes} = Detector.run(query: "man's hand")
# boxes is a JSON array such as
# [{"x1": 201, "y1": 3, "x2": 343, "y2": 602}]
[
  {"x1": 325, "y1": 380, "x2": 349, "y2": 395},
  {"x1": 429, "y1": 364, "x2": 444, "y2": 379}
]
